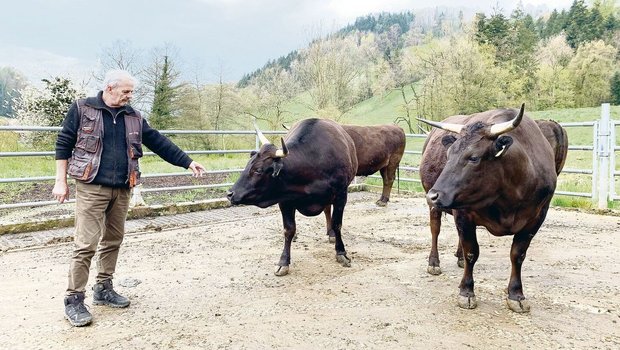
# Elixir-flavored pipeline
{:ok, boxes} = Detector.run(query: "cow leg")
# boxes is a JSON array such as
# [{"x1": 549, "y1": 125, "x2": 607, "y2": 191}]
[
  {"x1": 506, "y1": 231, "x2": 534, "y2": 312},
  {"x1": 506, "y1": 207, "x2": 548, "y2": 313},
  {"x1": 331, "y1": 191, "x2": 351, "y2": 267},
  {"x1": 324, "y1": 206, "x2": 336, "y2": 243},
  {"x1": 455, "y1": 211, "x2": 478, "y2": 309},
  {"x1": 275, "y1": 204, "x2": 296, "y2": 276},
  {"x1": 376, "y1": 167, "x2": 392, "y2": 207},
  {"x1": 451, "y1": 210, "x2": 465, "y2": 268},
  {"x1": 455, "y1": 241, "x2": 464, "y2": 268},
  {"x1": 427, "y1": 206, "x2": 442, "y2": 275}
]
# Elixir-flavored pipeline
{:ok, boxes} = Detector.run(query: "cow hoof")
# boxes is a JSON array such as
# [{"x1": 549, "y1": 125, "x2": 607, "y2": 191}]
[
  {"x1": 375, "y1": 200, "x2": 388, "y2": 207},
  {"x1": 506, "y1": 297, "x2": 531, "y2": 313},
  {"x1": 458, "y1": 295, "x2": 477, "y2": 309},
  {"x1": 328, "y1": 236, "x2": 336, "y2": 243},
  {"x1": 427, "y1": 265, "x2": 442, "y2": 275},
  {"x1": 336, "y1": 254, "x2": 351, "y2": 267},
  {"x1": 274, "y1": 265, "x2": 289, "y2": 276}
]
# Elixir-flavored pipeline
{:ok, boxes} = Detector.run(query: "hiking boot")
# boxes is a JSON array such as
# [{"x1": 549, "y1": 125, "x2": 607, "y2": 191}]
[
  {"x1": 93, "y1": 279, "x2": 130, "y2": 308},
  {"x1": 64, "y1": 293, "x2": 92, "y2": 327}
]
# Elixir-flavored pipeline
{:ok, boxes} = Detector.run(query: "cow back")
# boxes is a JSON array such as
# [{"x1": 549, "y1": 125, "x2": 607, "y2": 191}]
[
  {"x1": 535, "y1": 120, "x2": 569, "y2": 175},
  {"x1": 342, "y1": 124, "x2": 406, "y2": 176},
  {"x1": 284, "y1": 119, "x2": 358, "y2": 185}
]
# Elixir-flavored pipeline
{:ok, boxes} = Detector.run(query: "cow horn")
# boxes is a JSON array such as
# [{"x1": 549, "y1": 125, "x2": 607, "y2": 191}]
[
  {"x1": 416, "y1": 118, "x2": 463, "y2": 134},
  {"x1": 275, "y1": 138, "x2": 288, "y2": 158},
  {"x1": 489, "y1": 103, "x2": 525, "y2": 137},
  {"x1": 252, "y1": 118, "x2": 271, "y2": 146}
]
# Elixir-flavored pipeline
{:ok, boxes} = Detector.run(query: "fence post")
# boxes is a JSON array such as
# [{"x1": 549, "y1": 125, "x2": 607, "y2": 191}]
[{"x1": 596, "y1": 103, "x2": 611, "y2": 209}]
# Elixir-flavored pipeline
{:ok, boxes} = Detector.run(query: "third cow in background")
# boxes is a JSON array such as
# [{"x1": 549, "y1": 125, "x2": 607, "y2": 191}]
[{"x1": 323, "y1": 124, "x2": 406, "y2": 242}]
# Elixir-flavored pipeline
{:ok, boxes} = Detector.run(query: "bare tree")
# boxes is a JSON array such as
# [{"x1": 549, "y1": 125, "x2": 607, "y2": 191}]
[
  {"x1": 97, "y1": 40, "x2": 143, "y2": 73},
  {"x1": 246, "y1": 66, "x2": 300, "y2": 130},
  {"x1": 534, "y1": 34, "x2": 575, "y2": 109},
  {"x1": 292, "y1": 36, "x2": 365, "y2": 120},
  {"x1": 94, "y1": 40, "x2": 148, "y2": 109},
  {"x1": 401, "y1": 34, "x2": 509, "y2": 120},
  {"x1": 568, "y1": 39, "x2": 617, "y2": 107}
]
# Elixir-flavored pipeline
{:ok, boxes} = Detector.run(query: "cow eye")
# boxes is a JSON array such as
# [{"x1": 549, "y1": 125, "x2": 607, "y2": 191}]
[
  {"x1": 468, "y1": 155, "x2": 480, "y2": 163},
  {"x1": 253, "y1": 169, "x2": 263, "y2": 176}
]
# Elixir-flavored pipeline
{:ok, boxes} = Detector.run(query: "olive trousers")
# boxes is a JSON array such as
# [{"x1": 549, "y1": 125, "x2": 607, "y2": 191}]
[{"x1": 66, "y1": 181, "x2": 130, "y2": 295}]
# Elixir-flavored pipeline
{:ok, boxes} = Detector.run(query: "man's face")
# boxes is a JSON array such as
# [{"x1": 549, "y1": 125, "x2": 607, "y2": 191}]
[{"x1": 105, "y1": 79, "x2": 134, "y2": 107}]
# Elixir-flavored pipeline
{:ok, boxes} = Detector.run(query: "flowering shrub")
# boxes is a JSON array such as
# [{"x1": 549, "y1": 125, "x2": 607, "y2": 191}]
[{"x1": 14, "y1": 77, "x2": 85, "y2": 149}]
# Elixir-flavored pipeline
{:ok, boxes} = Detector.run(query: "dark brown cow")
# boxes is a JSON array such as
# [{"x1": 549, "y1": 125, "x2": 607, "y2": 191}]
[
  {"x1": 227, "y1": 118, "x2": 358, "y2": 276},
  {"x1": 344, "y1": 124, "x2": 406, "y2": 205},
  {"x1": 419, "y1": 104, "x2": 568, "y2": 312},
  {"x1": 323, "y1": 124, "x2": 406, "y2": 241}
]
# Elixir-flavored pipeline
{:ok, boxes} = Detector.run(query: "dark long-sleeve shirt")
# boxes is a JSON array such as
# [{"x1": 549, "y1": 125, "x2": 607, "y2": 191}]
[{"x1": 55, "y1": 91, "x2": 193, "y2": 188}]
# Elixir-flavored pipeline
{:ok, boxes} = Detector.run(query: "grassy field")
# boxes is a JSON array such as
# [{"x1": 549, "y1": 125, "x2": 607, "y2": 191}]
[{"x1": 1, "y1": 98, "x2": 619, "y2": 209}]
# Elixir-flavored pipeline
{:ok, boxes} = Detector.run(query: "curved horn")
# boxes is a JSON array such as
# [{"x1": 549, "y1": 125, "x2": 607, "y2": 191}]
[
  {"x1": 274, "y1": 137, "x2": 288, "y2": 158},
  {"x1": 489, "y1": 103, "x2": 525, "y2": 137},
  {"x1": 416, "y1": 118, "x2": 463, "y2": 134},
  {"x1": 252, "y1": 118, "x2": 271, "y2": 146}
]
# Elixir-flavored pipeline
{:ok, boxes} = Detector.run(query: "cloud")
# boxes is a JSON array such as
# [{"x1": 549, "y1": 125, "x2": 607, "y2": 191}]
[
  {"x1": 0, "y1": 0, "x2": 575, "y2": 86},
  {"x1": 0, "y1": 46, "x2": 97, "y2": 87},
  {"x1": 326, "y1": 0, "x2": 414, "y2": 20}
]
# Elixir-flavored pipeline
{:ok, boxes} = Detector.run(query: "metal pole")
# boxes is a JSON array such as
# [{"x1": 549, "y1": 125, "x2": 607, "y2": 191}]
[
  {"x1": 610, "y1": 121, "x2": 617, "y2": 201},
  {"x1": 597, "y1": 103, "x2": 611, "y2": 209}
]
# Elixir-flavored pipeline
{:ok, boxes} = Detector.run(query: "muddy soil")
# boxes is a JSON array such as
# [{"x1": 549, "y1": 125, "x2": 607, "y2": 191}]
[{"x1": 0, "y1": 192, "x2": 619, "y2": 349}]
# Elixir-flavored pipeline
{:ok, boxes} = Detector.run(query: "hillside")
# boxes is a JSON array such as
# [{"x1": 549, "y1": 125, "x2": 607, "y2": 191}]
[
  {"x1": 281, "y1": 88, "x2": 620, "y2": 127},
  {"x1": 236, "y1": 3, "x2": 619, "y2": 134}
]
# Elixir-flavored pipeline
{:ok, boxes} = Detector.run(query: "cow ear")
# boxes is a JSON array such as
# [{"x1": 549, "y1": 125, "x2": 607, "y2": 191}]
[
  {"x1": 493, "y1": 136, "x2": 513, "y2": 158},
  {"x1": 441, "y1": 135, "x2": 457, "y2": 148},
  {"x1": 272, "y1": 159, "x2": 283, "y2": 177}
]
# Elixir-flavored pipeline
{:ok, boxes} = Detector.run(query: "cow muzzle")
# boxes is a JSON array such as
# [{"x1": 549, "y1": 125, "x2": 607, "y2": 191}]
[
  {"x1": 426, "y1": 188, "x2": 454, "y2": 209},
  {"x1": 226, "y1": 190, "x2": 238, "y2": 205}
]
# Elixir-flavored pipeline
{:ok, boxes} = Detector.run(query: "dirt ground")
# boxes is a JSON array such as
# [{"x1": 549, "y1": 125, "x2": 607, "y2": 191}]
[{"x1": 0, "y1": 191, "x2": 619, "y2": 350}]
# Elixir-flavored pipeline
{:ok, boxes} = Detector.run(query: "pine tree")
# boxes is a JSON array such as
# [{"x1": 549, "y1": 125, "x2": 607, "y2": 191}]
[
  {"x1": 611, "y1": 72, "x2": 620, "y2": 105},
  {"x1": 565, "y1": 0, "x2": 591, "y2": 48},
  {"x1": 149, "y1": 55, "x2": 176, "y2": 129}
]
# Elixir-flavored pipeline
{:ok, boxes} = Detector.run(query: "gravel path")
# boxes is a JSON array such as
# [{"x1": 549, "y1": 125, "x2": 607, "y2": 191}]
[{"x1": 0, "y1": 192, "x2": 618, "y2": 349}]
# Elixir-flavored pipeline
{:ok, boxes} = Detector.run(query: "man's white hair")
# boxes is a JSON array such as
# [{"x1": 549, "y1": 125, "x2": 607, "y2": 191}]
[{"x1": 102, "y1": 69, "x2": 138, "y2": 89}]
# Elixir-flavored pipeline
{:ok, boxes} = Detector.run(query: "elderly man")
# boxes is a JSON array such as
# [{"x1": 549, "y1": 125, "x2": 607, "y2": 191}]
[{"x1": 53, "y1": 69, "x2": 206, "y2": 327}]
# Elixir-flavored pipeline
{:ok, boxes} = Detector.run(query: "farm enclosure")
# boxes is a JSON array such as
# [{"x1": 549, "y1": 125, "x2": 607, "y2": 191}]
[{"x1": 0, "y1": 192, "x2": 618, "y2": 349}]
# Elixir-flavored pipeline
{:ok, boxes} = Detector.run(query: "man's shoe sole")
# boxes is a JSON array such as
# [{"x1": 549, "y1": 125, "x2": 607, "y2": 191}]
[
  {"x1": 65, "y1": 314, "x2": 92, "y2": 327},
  {"x1": 92, "y1": 300, "x2": 130, "y2": 308}
]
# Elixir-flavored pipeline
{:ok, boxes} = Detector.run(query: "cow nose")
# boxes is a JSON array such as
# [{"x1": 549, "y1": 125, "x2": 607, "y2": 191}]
[
  {"x1": 226, "y1": 190, "x2": 234, "y2": 201},
  {"x1": 427, "y1": 189, "x2": 440, "y2": 204}
]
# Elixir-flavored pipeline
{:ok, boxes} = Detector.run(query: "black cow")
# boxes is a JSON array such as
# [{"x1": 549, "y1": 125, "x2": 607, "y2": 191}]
[
  {"x1": 227, "y1": 118, "x2": 358, "y2": 276},
  {"x1": 418, "y1": 104, "x2": 568, "y2": 312}
]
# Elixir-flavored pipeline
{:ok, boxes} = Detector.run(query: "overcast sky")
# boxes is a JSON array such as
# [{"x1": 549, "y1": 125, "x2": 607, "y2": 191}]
[{"x1": 0, "y1": 0, "x2": 575, "y2": 87}]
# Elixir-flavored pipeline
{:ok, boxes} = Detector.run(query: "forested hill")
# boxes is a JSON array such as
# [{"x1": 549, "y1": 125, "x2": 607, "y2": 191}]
[
  {"x1": 234, "y1": 0, "x2": 619, "y2": 132},
  {"x1": 237, "y1": 7, "x2": 463, "y2": 88}
]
